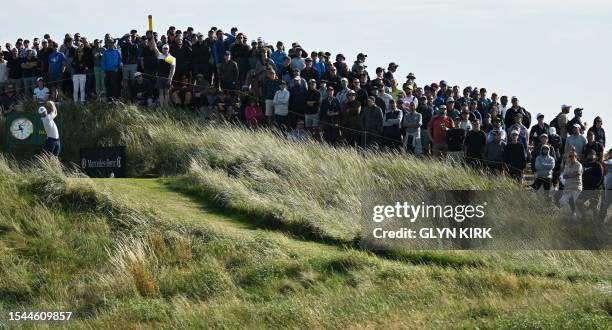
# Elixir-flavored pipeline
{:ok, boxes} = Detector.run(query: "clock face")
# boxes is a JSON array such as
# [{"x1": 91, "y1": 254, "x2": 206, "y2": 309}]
[{"x1": 10, "y1": 118, "x2": 34, "y2": 140}]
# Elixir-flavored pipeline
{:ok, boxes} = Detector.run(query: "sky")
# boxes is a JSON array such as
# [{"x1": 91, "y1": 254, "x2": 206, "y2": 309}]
[{"x1": 2, "y1": 0, "x2": 611, "y2": 131}]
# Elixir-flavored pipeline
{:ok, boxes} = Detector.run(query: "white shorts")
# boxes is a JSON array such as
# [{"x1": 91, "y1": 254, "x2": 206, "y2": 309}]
[{"x1": 265, "y1": 100, "x2": 275, "y2": 117}]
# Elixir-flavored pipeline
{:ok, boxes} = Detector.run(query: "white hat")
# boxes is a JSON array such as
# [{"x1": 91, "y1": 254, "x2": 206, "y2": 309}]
[
  {"x1": 536, "y1": 113, "x2": 544, "y2": 118},
  {"x1": 548, "y1": 127, "x2": 557, "y2": 135},
  {"x1": 38, "y1": 106, "x2": 47, "y2": 114},
  {"x1": 36, "y1": 77, "x2": 44, "y2": 82},
  {"x1": 572, "y1": 123, "x2": 581, "y2": 128},
  {"x1": 134, "y1": 72, "x2": 142, "y2": 77},
  {"x1": 510, "y1": 130, "x2": 519, "y2": 135},
  {"x1": 162, "y1": 44, "x2": 170, "y2": 49},
  {"x1": 561, "y1": 104, "x2": 572, "y2": 109}
]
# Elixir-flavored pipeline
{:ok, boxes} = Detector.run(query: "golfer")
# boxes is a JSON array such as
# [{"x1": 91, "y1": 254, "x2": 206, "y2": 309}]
[{"x1": 39, "y1": 101, "x2": 60, "y2": 157}]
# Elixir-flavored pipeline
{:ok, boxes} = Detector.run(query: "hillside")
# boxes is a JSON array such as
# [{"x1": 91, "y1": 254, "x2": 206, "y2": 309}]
[{"x1": 0, "y1": 104, "x2": 611, "y2": 328}]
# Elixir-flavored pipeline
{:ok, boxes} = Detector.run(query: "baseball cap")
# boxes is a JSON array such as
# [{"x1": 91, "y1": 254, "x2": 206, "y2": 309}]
[
  {"x1": 305, "y1": 57, "x2": 312, "y2": 62},
  {"x1": 357, "y1": 52, "x2": 367, "y2": 58},
  {"x1": 36, "y1": 77, "x2": 43, "y2": 82},
  {"x1": 308, "y1": 79, "x2": 316, "y2": 84},
  {"x1": 537, "y1": 113, "x2": 544, "y2": 118},
  {"x1": 38, "y1": 106, "x2": 47, "y2": 114},
  {"x1": 347, "y1": 90, "x2": 356, "y2": 96},
  {"x1": 539, "y1": 133, "x2": 548, "y2": 139},
  {"x1": 134, "y1": 72, "x2": 142, "y2": 78},
  {"x1": 406, "y1": 72, "x2": 416, "y2": 79},
  {"x1": 162, "y1": 44, "x2": 170, "y2": 49},
  {"x1": 541, "y1": 144, "x2": 551, "y2": 149},
  {"x1": 561, "y1": 104, "x2": 572, "y2": 109},
  {"x1": 510, "y1": 130, "x2": 519, "y2": 136},
  {"x1": 368, "y1": 96, "x2": 376, "y2": 102},
  {"x1": 572, "y1": 123, "x2": 581, "y2": 128},
  {"x1": 446, "y1": 97, "x2": 455, "y2": 103},
  {"x1": 511, "y1": 96, "x2": 518, "y2": 101},
  {"x1": 431, "y1": 82, "x2": 439, "y2": 88},
  {"x1": 440, "y1": 80, "x2": 447, "y2": 86},
  {"x1": 389, "y1": 62, "x2": 398, "y2": 67},
  {"x1": 548, "y1": 127, "x2": 557, "y2": 135},
  {"x1": 439, "y1": 105, "x2": 447, "y2": 110},
  {"x1": 293, "y1": 76, "x2": 301, "y2": 81}
]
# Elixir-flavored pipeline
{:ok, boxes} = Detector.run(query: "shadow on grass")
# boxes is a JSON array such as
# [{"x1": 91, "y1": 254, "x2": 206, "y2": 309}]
[{"x1": 164, "y1": 176, "x2": 488, "y2": 270}]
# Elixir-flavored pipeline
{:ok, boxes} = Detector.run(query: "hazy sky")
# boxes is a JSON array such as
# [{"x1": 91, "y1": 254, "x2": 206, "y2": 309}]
[{"x1": 2, "y1": 0, "x2": 611, "y2": 131}]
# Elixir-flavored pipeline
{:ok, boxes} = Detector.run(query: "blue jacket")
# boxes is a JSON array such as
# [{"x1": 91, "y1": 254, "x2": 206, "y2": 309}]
[
  {"x1": 270, "y1": 50, "x2": 287, "y2": 69},
  {"x1": 313, "y1": 61, "x2": 326, "y2": 76},
  {"x1": 101, "y1": 48, "x2": 122, "y2": 71},
  {"x1": 212, "y1": 38, "x2": 232, "y2": 64}
]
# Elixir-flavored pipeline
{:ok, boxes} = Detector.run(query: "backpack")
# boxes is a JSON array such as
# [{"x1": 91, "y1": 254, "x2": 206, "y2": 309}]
[{"x1": 550, "y1": 113, "x2": 560, "y2": 132}]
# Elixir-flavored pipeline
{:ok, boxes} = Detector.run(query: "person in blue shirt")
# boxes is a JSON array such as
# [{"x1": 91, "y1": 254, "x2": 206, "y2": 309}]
[
  {"x1": 46, "y1": 43, "x2": 65, "y2": 101},
  {"x1": 101, "y1": 39, "x2": 123, "y2": 100},
  {"x1": 270, "y1": 41, "x2": 287, "y2": 70},
  {"x1": 311, "y1": 51, "x2": 326, "y2": 76}
]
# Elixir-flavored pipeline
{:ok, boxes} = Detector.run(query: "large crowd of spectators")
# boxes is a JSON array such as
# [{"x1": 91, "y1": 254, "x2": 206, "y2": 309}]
[{"x1": 0, "y1": 25, "x2": 609, "y2": 217}]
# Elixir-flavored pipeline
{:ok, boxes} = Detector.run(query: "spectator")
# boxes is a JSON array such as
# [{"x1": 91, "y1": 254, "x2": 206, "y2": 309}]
[
  {"x1": 342, "y1": 90, "x2": 361, "y2": 146},
  {"x1": 333, "y1": 53, "x2": 349, "y2": 78},
  {"x1": 320, "y1": 85, "x2": 341, "y2": 145},
  {"x1": 565, "y1": 123, "x2": 587, "y2": 160},
  {"x1": 262, "y1": 70, "x2": 280, "y2": 125},
  {"x1": 91, "y1": 39, "x2": 106, "y2": 96},
  {"x1": 446, "y1": 118, "x2": 467, "y2": 162},
  {"x1": 244, "y1": 98, "x2": 264, "y2": 128},
  {"x1": 192, "y1": 73, "x2": 213, "y2": 109},
  {"x1": 576, "y1": 149, "x2": 604, "y2": 216},
  {"x1": 504, "y1": 96, "x2": 530, "y2": 129},
  {"x1": 529, "y1": 113, "x2": 549, "y2": 148},
  {"x1": 486, "y1": 117, "x2": 506, "y2": 143},
  {"x1": 360, "y1": 96, "x2": 383, "y2": 147},
  {"x1": 301, "y1": 58, "x2": 319, "y2": 82},
  {"x1": 508, "y1": 113, "x2": 529, "y2": 153},
  {"x1": 583, "y1": 130, "x2": 604, "y2": 161},
  {"x1": 289, "y1": 120, "x2": 312, "y2": 142},
  {"x1": 7, "y1": 48, "x2": 23, "y2": 94},
  {"x1": 172, "y1": 74, "x2": 193, "y2": 109},
  {"x1": 553, "y1": 104, "x2": 571, "y2": 143},
  {"x1": 503, "y1": 130, "x2": 527, "y2": 182},
  {"x1": 101, "y1": 39, "x2": 122, "y2": 100},
  {"x1": 382, "y1": 99, "x2": 403, "y2": 150},
  {"x1": 458, "y1": 110, "x2": 473, "y2": 131},
  {"x1": 0, "y1": 52, "x2": 8, "y2": 92},
  {"x1": 567, "y1": 107, "x2": 587, "y2": 135},
  {"x1": 39, "y1": 101, "x2": 60, "y2": 157},
  {"x1": 20, "y1": 50, "x2": 39, "y2": 97},
  {"x1": 304, "y1": 79, "x2": 322, "y2": 130},
  {"x1": 131, "y1": 72, "x2": 153, "y2": 107},
  {"x1": 0, "y1": 83, "x2": 19, "y2": 114},
  {"x1": 46, "y1": 43, "x2": 66, "y2": 101},
  {"x1": 33, "y1": 77, "x2": 49, "y2": 103},
  {"x1": 352, "y1": 78, "x2": 369, "y2": 109},
  {"x1": 464, "y1": 120, "x2": 487, "y2": 168},
  {"x1": 153, "y1": 44, "x2": 176, "y2": 107},
  {"x1": 533, "y1": 144, "x2": 555, "y2": 191},
  {"x1": 119, "y1": 33, "x2": 141, "y2": 96},
  {"x1": 587, "y1": 116, "x2": 605, "y2": 147},
  {"x1": 428, "y1": 105, "x2": 454, "y2": 157},
  {"x1": 169, "y1": 35, "x2": 191, "y2": 81},
  {"x1": 402, "y1": 101, "x2": 422, "y2": 155},
  {"x1": 547, "y1": 127, "x2": 563, "y2": 188},
  {"x1": 601, "y1": 149, "x2": 612, "y2": 219},
  {"x1": 288, "y1": 75, "x2": 308, "y2": 127},
  {"x1": 483, "y1": 129, "x2": 506, "y2": 173},
  {"x1": 71, "y1": 46, "x2": 88, "y2": 103},
  {"x1": 273, "y1": 80, "x2": 290, "y2": 129},
  {"x1": 482, "y1": 113, "x2": 494, "y2": 133},
  {"x1": 270, "y1": 41, "x2": 286, "y2": 70},
  {"x1": 321, "y1": 65, "x2": 341, "y2": 92},
  {"x1": 218, "y1": 51, "x2": 239, "y2": 91},
  {"x1": 418, "y1": 96, "x2": 433, "y2": 155},
  {"x1": 560, "y1": 149, "x2": 583, "y2": 214}
]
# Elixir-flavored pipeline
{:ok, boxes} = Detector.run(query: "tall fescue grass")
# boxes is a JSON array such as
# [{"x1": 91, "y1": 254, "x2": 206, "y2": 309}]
[{"x1": 0, "y1": 148, "x2": 610, "y2": 328}]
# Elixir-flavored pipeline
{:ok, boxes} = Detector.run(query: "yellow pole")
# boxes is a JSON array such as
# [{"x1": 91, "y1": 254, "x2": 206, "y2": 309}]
[{"x1": 148, "y1": 15, "x2": 153, "y2": 32}]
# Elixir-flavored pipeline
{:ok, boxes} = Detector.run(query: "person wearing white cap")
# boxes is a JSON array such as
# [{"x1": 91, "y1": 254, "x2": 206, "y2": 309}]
[
  {"x1": 32, "y1": 77, "x2": 49, "y2": 104},
  {"x1": 39, "y1": 101, "x2": 60, "y2": 157},
  {"x1": 529, "y1": 112, "x2": 549, "y2": 148},
  {"x1": 564, "y1": 123, "x2": 587, "y2": 161}
]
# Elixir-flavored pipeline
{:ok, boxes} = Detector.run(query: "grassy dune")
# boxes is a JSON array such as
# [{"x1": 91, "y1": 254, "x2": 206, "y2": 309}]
[
  {"x1": 0, "y1": 105, "x2": 611, "y2": 328},
  {"x1": 0, "y1": 157, "x2": 610, "y2": 328}
]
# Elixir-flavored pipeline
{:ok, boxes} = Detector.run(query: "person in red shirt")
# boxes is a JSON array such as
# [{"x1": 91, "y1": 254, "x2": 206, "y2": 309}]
[
  {"x1": 427, "y1": 105, "x2": 454, "y2": 157},
  {"x1": 244, "y1": 98, "x2": 264, "y2": 128}
]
